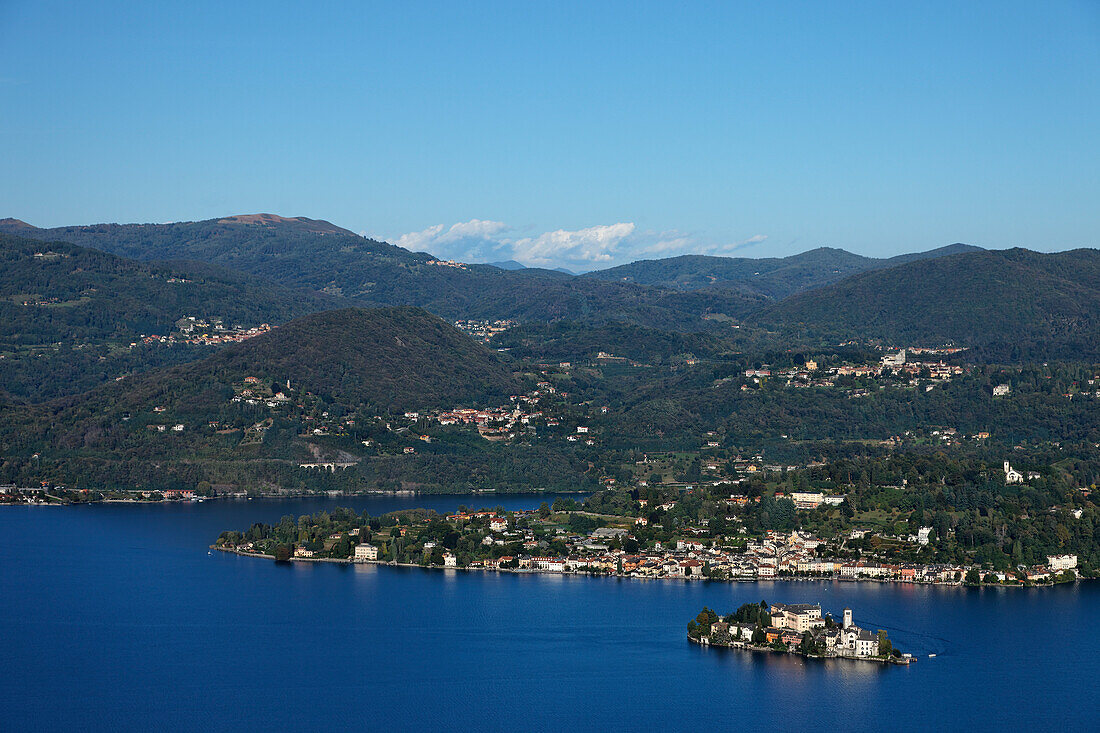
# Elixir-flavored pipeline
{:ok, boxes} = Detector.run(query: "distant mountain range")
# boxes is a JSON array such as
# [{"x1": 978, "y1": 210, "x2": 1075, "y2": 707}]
[
  {"x1": 488, "y1": 260, "x2": 576, "y2": 275},
  {"x1": 2, "y1": 215, "x2": 1096, "y2": 361},
  {"x1": 0, "y1": 216, "x2": 764, "y2": 329},
  {"x1": 488, "y1": 259, "x2": 527, "y2": 270}
]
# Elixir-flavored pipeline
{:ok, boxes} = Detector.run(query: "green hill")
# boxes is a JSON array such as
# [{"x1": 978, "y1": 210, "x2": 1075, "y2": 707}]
[
  {"x1": 0, "y1": 232, "x2": 339, "y2": 345},
  {"x1": 0, "y1": 307, "x2": 570, "y2": 494},
  {"x1": 59, "y1": 306, "x2": 521, "y2": 420},
  {"x1": 585, "y1": 244, "x2": 982, "y2": 299},
  {"x1": 750, "y1": 248, "x2": 1100, "y2": 360},
  {"x1": 0, "y1": 232, "x2": 347, "y2": 402}
]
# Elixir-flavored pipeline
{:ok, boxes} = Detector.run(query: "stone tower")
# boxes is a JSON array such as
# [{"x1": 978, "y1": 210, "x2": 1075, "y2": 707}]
[{"x1": 843, "y1": 608, "x2": 852, "y2": 629}]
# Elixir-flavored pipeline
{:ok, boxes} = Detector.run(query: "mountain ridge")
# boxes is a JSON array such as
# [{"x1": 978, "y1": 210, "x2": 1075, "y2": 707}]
[
  {"x1": 584, "y1": 243, "x2": 984, "y2": 299},
  {"x1": 0, "y1": 216, "x2": 765, "y2": 328},
  {"x1": 749, "y1": 247, "x2": 1100, "y2": 360}
]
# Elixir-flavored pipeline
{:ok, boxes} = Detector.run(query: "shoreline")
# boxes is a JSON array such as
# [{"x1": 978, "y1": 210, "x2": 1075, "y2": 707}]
[
  {"x1": 688, "y1": 634, "x2": 913, "y2": 665},
  {"x1": 3, "y1": 488, "x2": 590, "y2": 507},
  {"x1": 210, "y1": 546, "x2": 1082, "y2": 588}
]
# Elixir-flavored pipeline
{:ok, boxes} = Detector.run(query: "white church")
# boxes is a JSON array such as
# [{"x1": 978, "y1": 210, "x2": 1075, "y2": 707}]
[{"x1": 1004, "y1": 461, "x2": 1023, "y2": 484}]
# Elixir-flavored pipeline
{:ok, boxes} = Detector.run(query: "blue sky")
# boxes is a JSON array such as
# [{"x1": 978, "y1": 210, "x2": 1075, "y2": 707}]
[{"x1": 1, "y1": 1, "x2": 1098, "y2": 271}]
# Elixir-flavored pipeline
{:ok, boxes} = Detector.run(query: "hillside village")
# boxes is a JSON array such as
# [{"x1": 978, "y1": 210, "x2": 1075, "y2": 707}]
[{"x1": 743, "y1": 348, "x2": 966, "y2": 392}]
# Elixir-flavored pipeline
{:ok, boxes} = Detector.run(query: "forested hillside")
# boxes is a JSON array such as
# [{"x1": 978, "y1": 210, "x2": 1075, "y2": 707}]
[
  {"x1": 749, "y1": 248, "x2": 1100, "y2": 361},
  {"x1": 50, "y1": 306, "x2": 521, "y2": 420},
  {"x1": 0, "y1": 232, "x2": 339, "y2": 345},
  {"x1": 0, "y1": 307, "x2": 533, "y2": 490},
  {"x1": 585, "y1": 244, "x2": 980, "y2": 298}
]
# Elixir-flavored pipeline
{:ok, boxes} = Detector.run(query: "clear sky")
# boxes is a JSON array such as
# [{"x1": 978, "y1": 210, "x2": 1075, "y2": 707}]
[{"x1": 2, "y1": 1, "x2": 1098, "y2": 270}]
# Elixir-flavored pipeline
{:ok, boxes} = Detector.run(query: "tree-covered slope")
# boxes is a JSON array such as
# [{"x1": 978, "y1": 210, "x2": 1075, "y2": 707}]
[
  {"x1": 0, "y1": 232, "x2": 340, "y2": 345},
  {"x1": 49, "y1": 306, "x2": 521, "y2": 421},
  {"x1": 750, "y1": 248, "x2": 1100, "y2": 360},
  {"x1": 585, "y1": 244, "x2": 980, "y2": 299}
]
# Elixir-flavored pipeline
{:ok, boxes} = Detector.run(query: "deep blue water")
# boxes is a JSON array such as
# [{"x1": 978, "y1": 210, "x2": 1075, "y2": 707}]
[{"x1": 2, "y1": 495, "x2": 1098, "y2": 732}]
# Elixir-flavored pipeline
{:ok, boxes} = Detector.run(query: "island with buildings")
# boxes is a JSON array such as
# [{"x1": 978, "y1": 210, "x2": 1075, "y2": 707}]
[{"x1": 688, "y1": 601, "x2": 912, "y2": 664}]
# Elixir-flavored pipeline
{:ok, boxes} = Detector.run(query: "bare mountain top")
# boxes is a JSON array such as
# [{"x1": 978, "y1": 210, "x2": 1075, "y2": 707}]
[{"x1": 215, "y1": 214, "x2": 355, "y2": 235}]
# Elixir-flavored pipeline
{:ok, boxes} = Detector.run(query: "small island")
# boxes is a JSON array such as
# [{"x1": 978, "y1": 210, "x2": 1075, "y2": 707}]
[{"x1": 688, "y1": 601, "x2": 912, "y2": 664}]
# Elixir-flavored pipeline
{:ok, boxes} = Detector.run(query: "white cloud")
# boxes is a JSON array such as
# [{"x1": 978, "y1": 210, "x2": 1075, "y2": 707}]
[
  {"x1": 511, "y1": 223, "x2": 635, "y2": 269},
  {"x1": 386, "y1": 219, "x2": 768, "y2": 271}
]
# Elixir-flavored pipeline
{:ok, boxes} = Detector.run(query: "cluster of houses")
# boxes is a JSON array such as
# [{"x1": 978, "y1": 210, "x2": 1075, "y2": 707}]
[
  {"x1": 452, "y1": 319, "x2": 517, "y2": 343},
  {"x1": 420, "y1": 383, "x2": 595, "y2": 444},
  {"x1": 137, "y1": 317, "x2": 272, "y2": 347},
  {"x1": 743, "y1": 349, "x2": 964, "y2": 391}
]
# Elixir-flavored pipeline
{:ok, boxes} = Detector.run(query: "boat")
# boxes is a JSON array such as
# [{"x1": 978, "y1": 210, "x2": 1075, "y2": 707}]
[{"x1": 928, "y1": 653, "x2": 937, "y2": 658}]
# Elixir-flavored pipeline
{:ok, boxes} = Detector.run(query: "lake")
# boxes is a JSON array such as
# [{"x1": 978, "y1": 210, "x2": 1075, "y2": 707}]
[{"x1": 2, "y1": 495, "x2": 1097, "y2": 731}]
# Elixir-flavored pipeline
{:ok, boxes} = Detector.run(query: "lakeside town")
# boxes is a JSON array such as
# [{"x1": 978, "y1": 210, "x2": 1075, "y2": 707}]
[
  {"x1": 687, "y1": 602, "x2": 912, "y2": 664},
  {"x1": 213, "y1": 501, "x2": 1083, "y2": 588}
]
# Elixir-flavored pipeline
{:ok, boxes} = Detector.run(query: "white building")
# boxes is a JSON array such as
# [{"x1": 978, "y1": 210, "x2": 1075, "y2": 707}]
[
  {"x1": 789, "y1": 492, "x2": 824, "y2": 510},
  {"x1": 354, "y1": 544, "x2": 378, "y2": 561},
  {"x1": 993, "y1": 384, "x2": 1011, "y2": 397},
  {"x1": 443, "y1": 552, "x2": 458, "y2": 567},
  {"x1": 917, "y1": 527, "x2": 932, "y2": 546},
  {"x1": 881, "y1": 349, "x2": 906, "y2": 367},
  {"x1": 770, "y1": 603, "x2": 824, "y2": 632},
  {"x1": 1047, "y1": 554, "x2": 1077, "y2": 571},
  {"x1": 1004, "y1": 461, "x2": 1024, "y2": 485}
]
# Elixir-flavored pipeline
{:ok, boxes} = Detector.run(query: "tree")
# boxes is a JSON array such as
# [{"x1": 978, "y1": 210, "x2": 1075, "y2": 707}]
[
  {"x1": 877, "y1": 630, "x2": 892, "y2": 657},
  {"x1": 965, "y1": 568, "x2": 981, "y2": 585},
  {"x1": 751, "y1": 627, "x2": 766, "y2": 645},
  {"x1": 538, "y1": 501, "x2": 551, "y2": 519},
  {"x1": 273, "y1": 544, "x2": 291, "y2": 562}
]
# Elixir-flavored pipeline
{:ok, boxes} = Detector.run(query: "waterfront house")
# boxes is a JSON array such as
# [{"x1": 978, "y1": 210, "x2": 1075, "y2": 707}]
[
  {"x1": 354, "y1": 544, "x2": 378, "y2": 561},
  {"x1": 1047, "y1": 554, "x2": 1077, "y2": 571}
]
